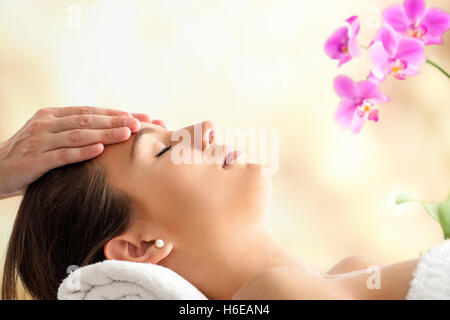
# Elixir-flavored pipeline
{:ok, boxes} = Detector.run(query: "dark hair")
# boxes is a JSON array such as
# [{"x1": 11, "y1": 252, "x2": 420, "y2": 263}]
[{"x1": 1, "y1": 159, "x2": 134, "y2": 300}]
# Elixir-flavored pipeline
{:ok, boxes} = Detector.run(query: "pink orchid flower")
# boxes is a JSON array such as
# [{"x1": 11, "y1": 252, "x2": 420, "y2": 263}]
[
  {"x1": 334, "y1": 75, "x2": 390, "y2": 134},
  {"x1": 324, "y1": 16, "x2": 360, "y2": 67},
  {"x1": 369, "y1": 24, "x2": 425, "y2": 80},
  {"x1": 383, "y1": 0, "x2": 450, "y2": 45}
]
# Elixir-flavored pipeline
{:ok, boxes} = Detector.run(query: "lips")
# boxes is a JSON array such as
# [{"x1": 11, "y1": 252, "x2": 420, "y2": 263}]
[{"x1": 222, "y1": 150, "x2": 243, "y2": 168}]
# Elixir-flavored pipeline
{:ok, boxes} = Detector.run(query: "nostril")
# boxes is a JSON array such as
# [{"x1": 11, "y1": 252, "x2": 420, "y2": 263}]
[{"x1": 202, "y1": 129, "x2": 215, "y2": 151}]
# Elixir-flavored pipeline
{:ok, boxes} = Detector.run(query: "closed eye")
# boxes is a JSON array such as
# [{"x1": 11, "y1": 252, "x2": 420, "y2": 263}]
[{"x1": 155, "y1": 144, "x2": 172, "y2": 157}]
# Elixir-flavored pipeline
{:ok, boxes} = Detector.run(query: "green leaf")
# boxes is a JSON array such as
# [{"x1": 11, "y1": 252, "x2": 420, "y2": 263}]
[
  {"x1": 438, "y1": 194, "x2": 450, "y2": 239},
  {"x1": 395, "y1": 191, "x2": 450, "y2": 240},
  {"x1": 395, "y1": 193, "x2": 416, "y2": 205},
  {"x1": 423, "y1": 202, "x2": 440, "y2": 221}
]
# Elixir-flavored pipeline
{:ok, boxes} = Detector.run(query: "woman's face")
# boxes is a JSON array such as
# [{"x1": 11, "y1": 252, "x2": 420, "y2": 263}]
[{"x1": 98, "y1": 121, "x2": 272, "y2": 252}]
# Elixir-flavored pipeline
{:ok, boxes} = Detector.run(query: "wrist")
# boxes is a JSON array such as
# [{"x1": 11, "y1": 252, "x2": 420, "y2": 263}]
[
  {"x1": 0, "y1": 141, "x2": 14, "y2": 197},
  {"x1": 0, "y1": 140, "x2": 5, "y2": 158}
]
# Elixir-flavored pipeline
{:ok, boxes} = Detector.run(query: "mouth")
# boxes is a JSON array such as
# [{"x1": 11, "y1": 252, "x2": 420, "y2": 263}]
[{"x1": 222, "y1": 150, "x2": 244, "y2": 168}]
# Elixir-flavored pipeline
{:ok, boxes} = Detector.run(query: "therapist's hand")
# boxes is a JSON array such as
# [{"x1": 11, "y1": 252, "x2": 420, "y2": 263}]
[{"x1": 0, "y1": 106, "x2": 164, "y2": 199}]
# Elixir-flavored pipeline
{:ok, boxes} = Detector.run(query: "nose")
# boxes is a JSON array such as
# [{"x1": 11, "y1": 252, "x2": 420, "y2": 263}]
[
  {"x1": 179, "y1": 121, "x2": 215, "y2": 151},
  {"x1": 200, "y1": 121, "x2": 215, "y2": 151}
]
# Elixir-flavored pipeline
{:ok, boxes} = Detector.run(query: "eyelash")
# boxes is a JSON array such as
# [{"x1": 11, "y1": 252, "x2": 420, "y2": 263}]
[{"x1": 155, "y1": 144, "x2": 172, "y2": 157}]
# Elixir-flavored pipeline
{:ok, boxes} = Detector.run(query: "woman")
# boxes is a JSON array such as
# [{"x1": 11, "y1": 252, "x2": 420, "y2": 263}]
[
  {"x1": 0, "y1": 106, "x2": 165, "y2": 199},
  {"x1": 2, "y1": 120, "x2": 421, "y2": 300}
]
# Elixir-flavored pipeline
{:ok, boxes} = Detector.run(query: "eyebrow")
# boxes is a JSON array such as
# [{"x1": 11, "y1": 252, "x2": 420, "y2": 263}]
[{"x1": 130, "y1": 127, "x2": 155, "y2": 160}]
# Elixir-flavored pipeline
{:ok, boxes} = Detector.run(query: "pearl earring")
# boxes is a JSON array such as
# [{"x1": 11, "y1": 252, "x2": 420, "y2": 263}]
[{"x1": 155, "y1": 239, "x2": 165, "y2": 249}]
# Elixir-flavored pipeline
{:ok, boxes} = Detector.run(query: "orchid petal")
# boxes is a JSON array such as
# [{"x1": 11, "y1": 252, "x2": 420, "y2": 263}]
[
  {"x1": 424, "y1": 36, "x2": 444, "y2": 45},
  {"x1": 396, "y1": 65, "x2": 421, "y2": 79},
  {"x1": 383, "y1": 5, "x2": 409, "y2": 33},
  {"x1": 421, "y1": 7, "x2": 450, "y2": 38},
  {"x1": 338, "y1": 54, "x2": 352, "y2": 67},
  {"x1": 368, "y1": 109, "x2": 379, "y2": 122},
  {"x1": 348, "y1": 36, "x2": 360, "y2": 58},
  {"x1": 335, "y1": 98, "x2": 357, "y2": 129},
  {"x1": 347, "y1": 16, "x2": 360, "y2": 58},
  {"x1": 396, "y1": 38, "x2": 425, "y2": 70},
  {"x1": 350, "y1": 112, "x2": 366, "y2": 134},
  {"x1": 403, "y1": 0, "x2": 427, "y2": 23},
  {"x1": 324, "y1": 26, "x2": 349, "y2": 59},
  {"x1": 333, "y1": 75, "x2": 357, "y2": 100},
  {"x1": 370, "y1": 41, "x2": 390, "y2": 80},
  {"x1": 368, "y1": 71, "x2": 386, "y2": 84},
  {"x1": 356, "y1": 80, "x2": 390, "y2": 103},
  {"x1": 376, "y1": 24, "x2": 398, "y2": 56},
  {"x1": 347, "y1": 16, "x2": 360, "y2": 38},
  {"x1": 346, "y1": 16, "x2": 358, "y2": 26}
]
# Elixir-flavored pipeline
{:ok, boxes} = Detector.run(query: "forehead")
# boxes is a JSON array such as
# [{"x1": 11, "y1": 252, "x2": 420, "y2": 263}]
[
  {"x1": 136, "y1": 122, "x2": 161, "y2": 134},
  {"x1": 97, "y1": 122, "x2": 162, "y2": 173}
]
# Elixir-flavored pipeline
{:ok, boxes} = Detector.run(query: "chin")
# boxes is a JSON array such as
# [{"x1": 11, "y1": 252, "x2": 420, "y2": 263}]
[{"x1": 241, "y1": 164, "x2": 273, "y2": 222}]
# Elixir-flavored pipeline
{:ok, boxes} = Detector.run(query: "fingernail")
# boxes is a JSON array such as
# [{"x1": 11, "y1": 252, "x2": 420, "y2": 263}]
[
  {"x1": 152, "y1": 121, "x2": 165, "y2": 129},
  {"x1": 131, "y1": 119, "x2": 141, "y2": 132},
  {"x1": 158, "y1": 120, "x2": 167, "y2": 129},
  {"x1": 90, "y1": 143, "x2": 104, "y2": 154},
  {"x1": 125, "y1": 118, "x2": 139, "y2": 129},
  {"x1": 114, "y1": 127, "x2": 131, "y2": 139}
]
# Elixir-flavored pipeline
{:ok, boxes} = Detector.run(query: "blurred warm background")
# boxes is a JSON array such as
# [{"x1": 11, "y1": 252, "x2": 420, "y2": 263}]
[{"x1": 0, "y1": 0, "x2": 449, "y2": 299}]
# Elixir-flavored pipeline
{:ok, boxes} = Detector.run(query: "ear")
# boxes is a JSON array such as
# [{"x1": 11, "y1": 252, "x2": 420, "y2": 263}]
[{"x1": 104, "y1": 235, "x2": 172, "y2": 264}]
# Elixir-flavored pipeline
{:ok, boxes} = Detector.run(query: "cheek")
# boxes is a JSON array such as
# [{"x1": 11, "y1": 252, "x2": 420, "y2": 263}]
[
  {"x1": 163, "y1": 164, "x2": 272, "y2": 218},
  {"x1": 168, "y1": 165, "x2": 225, "y2": 215},
  {"x1": 137, "y1": 163, "x2": 272, "y2": 239},
  {"x1": 142, "y1": 164, "x2": 221, "y2": 228}
]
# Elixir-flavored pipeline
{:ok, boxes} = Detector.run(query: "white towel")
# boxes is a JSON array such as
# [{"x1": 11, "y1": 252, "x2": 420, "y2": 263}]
[
  {"x1": 407, "y1": 240, "x2": 450, "y2": 300},
  {"x1": 59, "y1": 241, "x2": 450, "y2": 300},
  {"x1": 57, "y1": 260, "x2": 208, "y2": 300}
]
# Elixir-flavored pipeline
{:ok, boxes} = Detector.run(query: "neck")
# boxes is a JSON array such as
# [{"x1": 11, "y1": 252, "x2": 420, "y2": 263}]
[{"x1": 164, "y1": 226, "x2": 316, "y2": 299}]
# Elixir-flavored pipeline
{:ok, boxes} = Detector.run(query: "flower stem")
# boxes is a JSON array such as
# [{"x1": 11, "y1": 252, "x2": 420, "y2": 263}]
[{"x1": 426, "y1": 58, "x2": 450, "y2": 79}]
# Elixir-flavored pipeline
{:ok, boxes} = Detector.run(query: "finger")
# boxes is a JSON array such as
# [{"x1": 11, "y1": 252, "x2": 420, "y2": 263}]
[
  {"x1": 41, "y1": 143, "x2": 105, "y2": 169},
  {"x1": 49, "y1": 106, "x2": 132, "y2": 118},
  {"x1": 152, "y1": 119, "x2": 167, "y2": 129},
  {"x1": 132, "y1": 113, "x2": 152, "y2": 123},
  {"x1": 48, "y1": 115, "x2": 141, "y2": 133},
  {"x1": 44, "y1": 127, "x2": 132, "y2": 151}
]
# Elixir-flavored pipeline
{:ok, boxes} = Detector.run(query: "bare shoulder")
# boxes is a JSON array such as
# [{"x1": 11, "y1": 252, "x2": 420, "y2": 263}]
[
  {"x1": 326, "y1": 255, "x2": 383, "y2": 275},
  {"x1": 232, "y1": 266, "x2": 351, "y2": 300}
]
